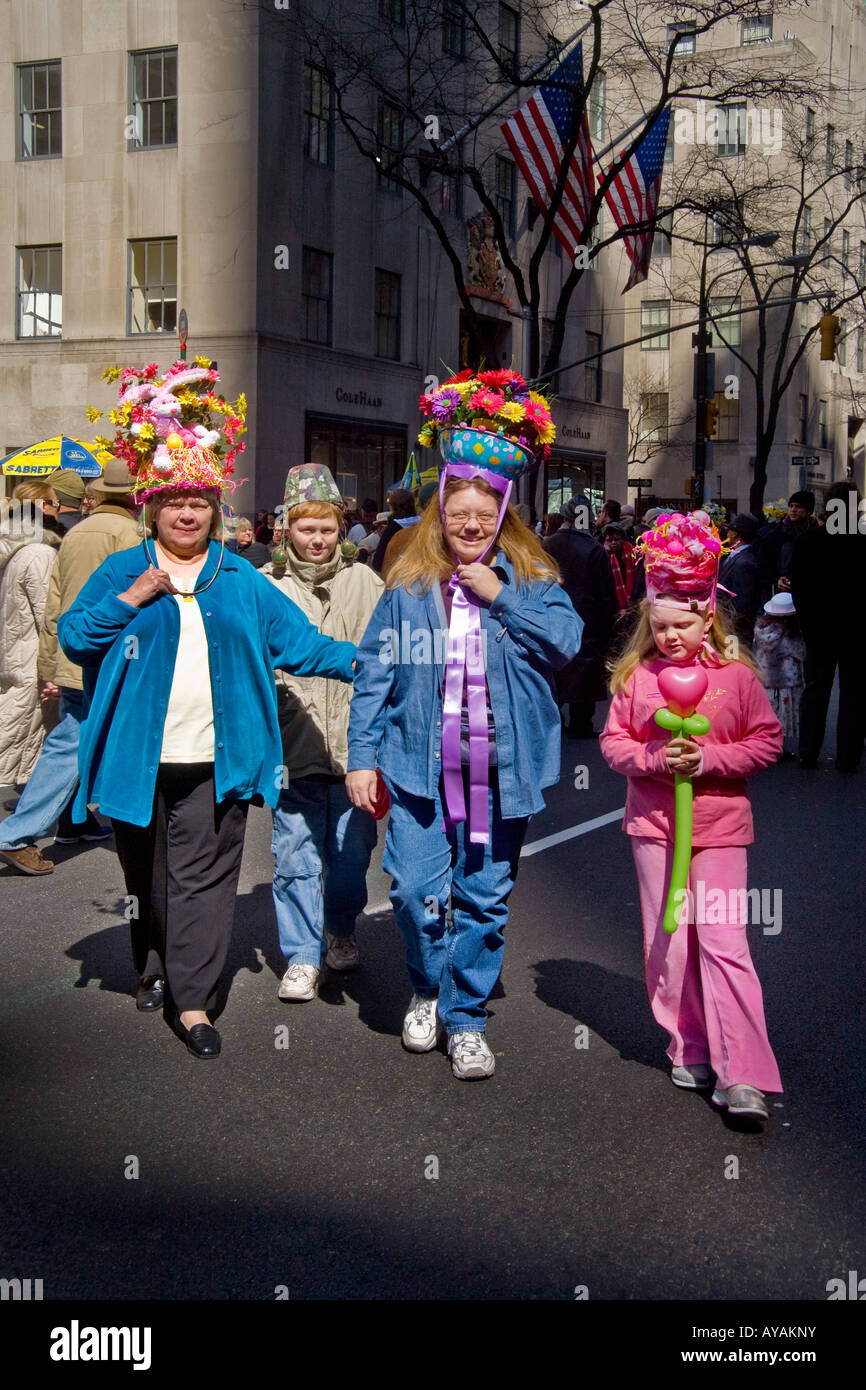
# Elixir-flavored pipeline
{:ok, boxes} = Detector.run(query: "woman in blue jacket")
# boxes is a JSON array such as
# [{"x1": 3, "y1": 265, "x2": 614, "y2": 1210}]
[
  {"x1": 59, "y1": 474, "x2": 355, "y2": 1060},
  {"x1": 346, "y1": 462, "x2": 581, "y2": 1080}
]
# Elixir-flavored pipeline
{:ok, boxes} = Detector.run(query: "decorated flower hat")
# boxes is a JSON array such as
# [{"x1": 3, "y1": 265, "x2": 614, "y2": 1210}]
[
  {"x1": 635, "y1": 510, "x2": 729, "y2": 612},
  {"x1": 89, "y1": 359, "x2": 246, "y2": 503}
]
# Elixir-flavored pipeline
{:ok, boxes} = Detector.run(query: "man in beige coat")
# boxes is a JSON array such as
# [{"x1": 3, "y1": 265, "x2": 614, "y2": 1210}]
[
  {"x1": 0, "y1": 460, "x2": 140, "y2": 875},
  {"x1": 262, "y1": 463, "x2": 383, "y2": 999}
]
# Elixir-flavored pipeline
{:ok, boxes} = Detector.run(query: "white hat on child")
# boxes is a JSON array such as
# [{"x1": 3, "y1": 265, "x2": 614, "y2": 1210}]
[{"x1": 764, "y1": 592, "x2": 796, "y2": 616}]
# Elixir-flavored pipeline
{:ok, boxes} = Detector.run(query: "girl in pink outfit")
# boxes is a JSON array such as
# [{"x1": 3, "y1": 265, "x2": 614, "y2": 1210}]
[{"x1": 600, "y1": 510, "x2": 783, "y2": 1124}]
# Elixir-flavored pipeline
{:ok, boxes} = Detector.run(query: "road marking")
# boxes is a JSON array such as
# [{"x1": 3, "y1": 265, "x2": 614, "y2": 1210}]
[{"x1": 520, "y1": 807, "x2": 625, "y2": 858}]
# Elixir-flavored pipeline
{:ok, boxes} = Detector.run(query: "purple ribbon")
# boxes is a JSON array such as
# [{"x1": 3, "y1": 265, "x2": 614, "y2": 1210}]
[{"x1": 439, "y1": 464, "x2": 512, "y2": 844}]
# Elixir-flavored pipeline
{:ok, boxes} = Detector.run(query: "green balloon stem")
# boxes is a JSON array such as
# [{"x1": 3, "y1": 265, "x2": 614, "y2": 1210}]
[{"x1": 654, "y1": 704, "x2": 711, "y2": 934}]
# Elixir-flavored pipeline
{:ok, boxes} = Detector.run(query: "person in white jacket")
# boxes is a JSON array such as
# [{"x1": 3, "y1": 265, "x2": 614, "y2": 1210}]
[{"x1": 0, "y1": 481, "x2": 62, "y2": 788}]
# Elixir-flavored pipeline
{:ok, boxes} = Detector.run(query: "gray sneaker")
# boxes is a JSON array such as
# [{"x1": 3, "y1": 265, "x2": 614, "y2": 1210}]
[
  {"x1": 711, "y1": 1084, "x2": 769, "y2": 1121},
  {"x1": 401, "y1": 995, "x2": 442, "y2": 1052},
  {"x1": 671, "y1": 1063, "x2": 711, "y2": 1090},
  {"x1": 325, "y1": 932, "x2": 360, "y2": 971},
  {"x1": 447, "y1": 1031, "x2": 495, "y2": 1080},
  {"x1": 278, "y1": 963, "x2": 320, "y2": 1001}
]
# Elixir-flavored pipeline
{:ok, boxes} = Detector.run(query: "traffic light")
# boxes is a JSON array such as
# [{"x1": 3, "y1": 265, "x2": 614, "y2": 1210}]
[
  {"x1": 704, "y1": 397, "x2": 720, "y2": 438},
  {"x1": 819, "y1": 311, "x2": 841, "y2": 361}
]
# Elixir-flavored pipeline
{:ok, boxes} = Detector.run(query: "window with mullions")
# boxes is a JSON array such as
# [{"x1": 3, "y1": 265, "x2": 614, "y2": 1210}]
[
  {"x1": 641, "y1": 300, "x2": 670, "y2": 350},
  {"x1": 860, "y1": 241, "x2": 866, "y2": 283},
  {"x1": 379, "y1": 0, "x2": 405, "y2": 22},
  {"x1": 128, "y1": 238, "x2": 177, "y2": 334},
  {"x1": 498, "y1": 4, "x2": 519, "y2": 78},
  {"x1": 799, "y1": 206, "x2": 812, "y2": 255},
  {"x1": 710, "y1": 201, "x2": 742, "y2": 247},
  {"x1": 652, "y1": 210, "x2": 672, "y2": 259},
  {"x1": 712, "y1": 390, "x2": 739, "y2": 442},
  {"x1": 708, "y1": 296, "x2": 741, "y2": 347},
  {"x1": 442, "y1": 1, "x2": 466, "y2": 58},
  {"x1": 375, "y1": 270, "x2": 401, "y2": 360},
  {"x1": 805, "y1": 108, "x2": 815, "y2": 154},
  {"x1": 17, "y1": 246, "x2": 62, "y2": 338},
  {"x1": 17, "y1": 60, "x2": 61, "y2": 159},
  {"x1": 798, "y1": 394, "x2": 808, "y2": 445},
  {"x1": 129, "y1": 48, "x2": 177, "y2": 149},
  {"x1": 667, "y1": 23, "x2": 696, "y2": 55},
  {"x1": 845, "y1": 141, "x2": 854, "y2": 189},
  {"x1": 838, "y1": 319, "x2": 848, "y2": 367},
  {"x1": 714, "y1": 104, "x2": 746, "y2": 157},
  {"x1": 589, "y1": 72, "x2": 605, "y2": 142},
  {"x1": 826, "y1": 125, "x2": 835, "y2": 176},
  {"x1": 842, "y1": 230, "x2": 850, "y2": 275},
  {"x1": 585, "y1": 331, "x2": 602, "y2": 401},
  {"x1": 439, "y1": 161, "x2": 463, "y2": 217},
  {"x1": 302, "y1": 247, "x2": 333, "y2": 345},
  {"x1": 377, "y1": 98, "x2": 403, "y2": 192},
  {"x1": 640, "y1": 392, "x2": 668, "y2": 443},
  {"x1": 494, "y1": 156, "x2": 516, "y2": 238},
  {"x1": 741, "y1": 15, "x2": 773, "y2": 44},
  {"x1": 304, "y1": 64, "x2": 333, "y2": 165},
  {"x1": 664, "y1": 114, "x2": 675, "y2": 162},
  {"x1": 858, "y1": 328, "x2": 864, "y2": 375},
  {"x1": 818, "y1": 398, "x2": 827, "y2": 449}
]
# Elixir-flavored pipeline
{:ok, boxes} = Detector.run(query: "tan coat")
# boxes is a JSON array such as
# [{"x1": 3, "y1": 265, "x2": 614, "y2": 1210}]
[
  {"x1": 0, "y1": 525, "x2": 62, "y2": 783},
  {"x1": 262, "y1": 551, "x2": 383, "y2": 777},
  {"x1": 37, "y1": 504, "x2": 141, "y2": 691}
]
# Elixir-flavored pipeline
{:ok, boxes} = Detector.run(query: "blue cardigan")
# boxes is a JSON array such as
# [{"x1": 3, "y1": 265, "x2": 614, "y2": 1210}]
[
  {"x1": 347, "y1": 555, "x2": 583, "y2": 819},
  {"x1": 58, "y1": 540, "x2": 356, "y2": 827}
]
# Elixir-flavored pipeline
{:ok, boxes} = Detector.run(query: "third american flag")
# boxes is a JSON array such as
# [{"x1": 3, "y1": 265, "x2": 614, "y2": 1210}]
[
  {"x1": 601, "y1": 107, "x2": 672, "y2": 292},
  {"x1": 501, "y1": 42, "x2": 595, "y2": 257}
]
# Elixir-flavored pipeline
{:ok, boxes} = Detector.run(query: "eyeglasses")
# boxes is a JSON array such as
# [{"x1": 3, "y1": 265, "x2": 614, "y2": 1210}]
[
  {"x1": 160, "y1": 500, "x2": 213, "y2": 514},
  {"x1": 443, "y1": 510, "x2": 499, "y2": 528}
]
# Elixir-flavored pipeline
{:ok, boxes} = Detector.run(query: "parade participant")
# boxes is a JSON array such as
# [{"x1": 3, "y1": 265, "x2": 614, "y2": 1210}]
[
  {"x1": 752, "y1": 592, "x2": 806, "y2": 759},
  {"x1": 57, "y1": 362, "x2": 356, "y2": 1060},
  {"x1": 263, "y1": 464, "x2": 383, "y2": 999},
  {"x1": 0, "y1": 482, "x2": 62, "y2": 789},
  {"x1": 600, "y1": 510, "x2": 783, "y2": 1123},
  {"x1": 347, "y1": 372, "x2": 581, "y2": 1080}
]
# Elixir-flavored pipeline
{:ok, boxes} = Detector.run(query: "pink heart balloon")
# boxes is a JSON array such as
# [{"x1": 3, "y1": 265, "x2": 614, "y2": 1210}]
[{"x1": 657, "y1": 664, "x2": 708, "y2": 716}]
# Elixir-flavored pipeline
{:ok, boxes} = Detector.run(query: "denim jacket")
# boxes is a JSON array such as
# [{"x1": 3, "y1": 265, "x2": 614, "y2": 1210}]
[{"x1": 347, "y1": 553, "x2": 583, "y2": 819}]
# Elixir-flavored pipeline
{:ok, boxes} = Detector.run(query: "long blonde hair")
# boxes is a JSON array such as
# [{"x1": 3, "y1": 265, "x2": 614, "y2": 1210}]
[
  {"x1": 386, "y1": 476, "x2": 559, "y2": 592},
  {"x1": 609, "y1": 598, "x2": 761, "y2": 692}
]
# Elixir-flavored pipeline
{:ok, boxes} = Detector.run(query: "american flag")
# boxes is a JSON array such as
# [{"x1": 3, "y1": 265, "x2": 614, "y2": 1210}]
[
  {"x1": 601, "y1": 107, "x2": 671, "y2": 292},
  {"x1": 501, "y1": 43, "x2": 595, "y2": 257}
]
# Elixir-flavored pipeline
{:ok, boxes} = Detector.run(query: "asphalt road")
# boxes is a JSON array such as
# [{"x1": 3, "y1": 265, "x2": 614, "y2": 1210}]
[{"x1": 1, "y1": 698, "x2": 864, "y2": 1308}]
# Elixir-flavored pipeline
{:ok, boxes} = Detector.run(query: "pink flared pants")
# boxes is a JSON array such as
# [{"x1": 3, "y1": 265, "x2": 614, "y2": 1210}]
[{"x1": 631, "y1": 837, "x2": 783, "y2": 1093}]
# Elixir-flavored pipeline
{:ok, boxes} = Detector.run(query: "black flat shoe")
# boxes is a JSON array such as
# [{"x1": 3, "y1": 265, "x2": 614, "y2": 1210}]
[
  {"x1": 136, "y1": 977, "x2": 165, "y2": 1012},
  {"x1": 173, "y1": 1017, "x2": 221, "y2": 1059}
]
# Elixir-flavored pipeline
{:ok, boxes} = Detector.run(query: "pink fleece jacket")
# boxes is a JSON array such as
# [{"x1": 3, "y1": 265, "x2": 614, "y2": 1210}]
[{"x1": 600, "y1": 657, "x2": 783, "y2": 846}]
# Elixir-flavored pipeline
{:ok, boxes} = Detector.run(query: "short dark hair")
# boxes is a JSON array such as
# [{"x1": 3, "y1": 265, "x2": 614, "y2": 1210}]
[
  {"x1": 602, "y1": 498, "x2": 621, "y2": 520},
  {"x1": 386, "y1": 487, "x2": 416, "y2": 519},
  {"x1": 361, "y1": 498, "x2": 378, "y2": 513},
  {"x1": 788, "y1": 490, "x2": 815, "y2": 513}
]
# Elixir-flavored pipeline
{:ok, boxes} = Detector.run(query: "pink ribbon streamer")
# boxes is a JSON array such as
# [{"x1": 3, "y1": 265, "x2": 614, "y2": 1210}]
[{"x1": 439, "y1": 465, "x2": 512, "y2": 844}]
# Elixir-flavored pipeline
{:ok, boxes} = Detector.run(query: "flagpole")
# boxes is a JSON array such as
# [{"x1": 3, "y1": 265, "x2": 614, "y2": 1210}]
[{"x1": 438, "y1": 24, "x2": 592, "y2": 155}]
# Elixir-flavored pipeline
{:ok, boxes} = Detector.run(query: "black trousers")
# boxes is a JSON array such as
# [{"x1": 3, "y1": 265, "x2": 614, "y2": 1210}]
[
  {"x1": 112, "y1": 764, "x2": 248, "y2": 1013},
  {"x1": 799, "y1": 642, "x2": 866, "y2": 769}
]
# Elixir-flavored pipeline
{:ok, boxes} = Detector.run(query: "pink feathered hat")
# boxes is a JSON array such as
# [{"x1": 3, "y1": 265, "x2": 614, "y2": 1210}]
[{"x1": 635, "y1": 510, "x2": 729, "y2": 612}]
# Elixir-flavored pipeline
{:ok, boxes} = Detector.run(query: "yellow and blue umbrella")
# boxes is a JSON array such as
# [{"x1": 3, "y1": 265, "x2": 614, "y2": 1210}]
[{"x1": 1, "y1": 436, "x2": 109, "y2": 478}]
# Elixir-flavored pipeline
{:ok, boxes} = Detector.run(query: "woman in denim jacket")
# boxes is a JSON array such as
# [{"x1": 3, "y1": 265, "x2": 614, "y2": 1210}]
[{"x1": 346, "y1": 471, "x2": 581, "y2": 1080}]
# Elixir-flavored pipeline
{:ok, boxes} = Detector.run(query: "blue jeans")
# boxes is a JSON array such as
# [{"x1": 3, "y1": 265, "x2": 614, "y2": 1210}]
[
  {"x1": 382, "y1": 775, "x2": 528, "y2": 1035},
  {"x1": 0, "y1": 688, "x2": 84, "y2": 850},
  {"x1": 271, "y1": 778, "x2": 378, "y2": 968}
]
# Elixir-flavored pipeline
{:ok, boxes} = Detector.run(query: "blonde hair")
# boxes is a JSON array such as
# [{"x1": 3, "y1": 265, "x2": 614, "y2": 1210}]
[
  {"x1": 287, "y1": 501, "x2": 343, "y2": 526},
  {"x1": 608, "y1": 598, "x2": 761, "y2": 692},
  {"x1": 386, "y1": 476, "x2": 559, "y2": 592},
  {"x1": 12, "y1": 480, "x2": 57, "y2": 503}
]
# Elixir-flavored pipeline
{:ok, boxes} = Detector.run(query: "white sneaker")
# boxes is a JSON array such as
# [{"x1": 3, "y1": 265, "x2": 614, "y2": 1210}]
[
  {"x1": 325, "y1": 932, "x2": 360, "y2": 971},
  {"x1": 447, "y1": 1031, "x2": 495, "y2": 1080},
  {"x1": 401, "y1": 994, "x2": 442, "y2": 1052},
  {"x1": 711, "y1": 1084, "x2": 769, "y2": 1121},
  {"x1": 278, "y1": 963, "x2": 320, "y2": 1001}
]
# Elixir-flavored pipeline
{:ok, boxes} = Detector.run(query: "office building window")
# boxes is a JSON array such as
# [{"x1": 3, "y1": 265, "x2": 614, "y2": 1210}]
[
  {"x1": 377, "y1": 98, "x2": 403, "y2": 191},
  {"x1": 128, "y1": 238, "x2": 177, "y2": 334},
  {"x1": 641, "y1": 300, "x2": 670, "y2": 350},
  {"x1": 823, "y1": 217, "x2": 832, "y2": 268},
  {"x1": 17, "y1": 245, "x2": 62, "y2": 338},
  {"x1": 798, "y1": 394, "x2": 808, "y2": 444},
  {"x1": 667, "y1": 23, "x2": 696, "y2": 55},
  {"x1": 715, "y1": 104, "x2": 746, "y2": 157},
  {"x1": 858, "y1": 329, "x2": 864, "y2": 374},
  {"x1": 713, "y1": 390, "x2": 740, "y2": 442},
  {"x1": 708, "y1": 296, "x2": 741, "y2": 347},
  {"x1": 860, "y1": 242, "x2": 866, "y2": 284},
  {"x1": 438, "y1": 161, "x2": 463, "y2": 217},
  {"x1": 302, "y1": 247, "x2": 333, "y2": 344},
  {"x1": 588, "y1": 211, "x2": 603, "y2": 270},
  {"x1": 640, "y1": 392, "x2": 668, "y2": 443},
  {"x1": 838, "y1": 318, "x2": 847, "y2": 367},
  {"x1": 379, "y1": 0, "x2": 405, "y2": 22},
  {"x1": 17, "y1": 60, "x2": 61, "y2": 158},
  {"x1": 442, "y1": 1, "x2": 466, "y2": 57},
  {"x1": 304, "y1": 64, "x2": 333, "y2": 165},
  {"x1": 589, "y1": 72, "x2": 606, "y2": 141},
  {"x1": 129, "y1": 48, "x2": 177, "y2": 148},
  {"x1": 498, "y1": 4, "x2": 519, "y2": 78},
  {"x1": 741, "y1": 15, "x2": 773, "y2": 44},
  {"x1": 375, "y1": 270, "x2": 401, "y2": 359},
  {"x1": 845, "y1": 141, "x2": 854, "y2": 189},
  {"x1": 826, "y1": 124, "x2": 835, "y2": 176},
  {"x1": 664, "y1": 114, "x2": 675, "y2": 162},
  {"x1": 652, "y1": 210, "x2": 672, "y2": 259},
  {"x1": 805, "y1": 107, "x2": 815, "y2": 153},
  {"x1": 798, "y1": 206, "x2": 812, "y2": 255},
  {"x1": 819, "y1": 398, "x2": 827, "y2": 449},
  {"x1": 842, "y1": 229, "x2": 850, "y2": 274},
  {"x1": 585, "y1": 331, "x2": 602, "y2": 401},
  {"x1": 494, "y1": 156, "x2": 516, "y2": 238},
  {"x1": 710, "y1": 199, "x2": 741, "y2": 247}
]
